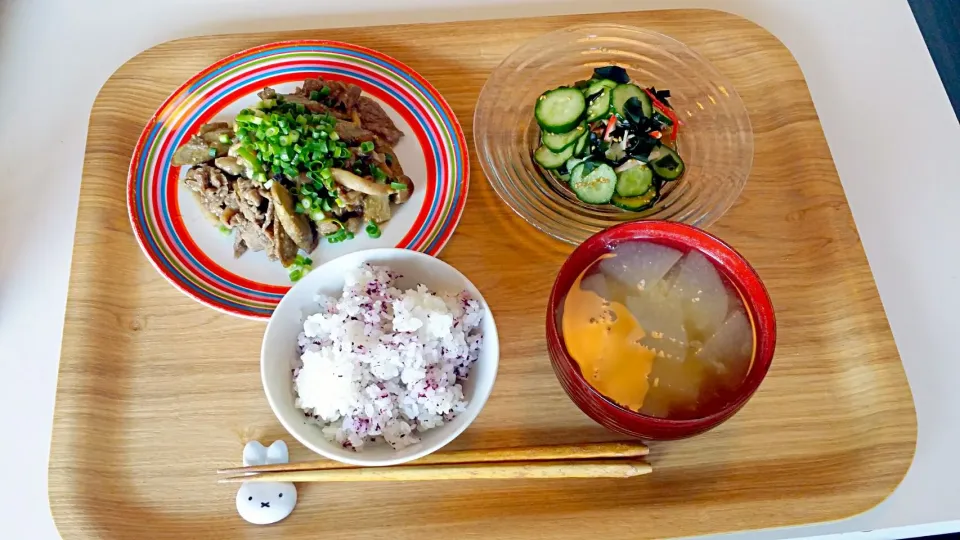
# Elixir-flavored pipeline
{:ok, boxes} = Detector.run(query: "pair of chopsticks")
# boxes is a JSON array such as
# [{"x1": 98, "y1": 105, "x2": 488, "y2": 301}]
[{"x1": 217, "y1": 441, "x2": 651, "y2": 483}]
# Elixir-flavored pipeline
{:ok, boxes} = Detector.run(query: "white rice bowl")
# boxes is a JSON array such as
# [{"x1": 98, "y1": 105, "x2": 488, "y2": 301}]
[
  {"x1": 294, "y1": 263, "x2": 484, "y2": 450},
  {"x1": 261, "y1": 248, "x2": 500, "y2": 466}
]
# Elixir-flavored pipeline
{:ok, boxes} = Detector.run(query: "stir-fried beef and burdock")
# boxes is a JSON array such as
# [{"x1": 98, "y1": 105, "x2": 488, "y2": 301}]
[{"x1": 171, "y1": 78, "x2": 414, "y2": 280}]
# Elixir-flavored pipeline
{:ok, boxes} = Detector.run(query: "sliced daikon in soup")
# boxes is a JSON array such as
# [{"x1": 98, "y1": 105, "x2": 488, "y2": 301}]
[
  {"x1": 599, "y1": 242, "x2": 683, "y2": 293},
  {"x1": 579, "y1": 271, "x2": 610, "y2": 299},
  {"x1": 669, "y1": 251, "x2": 728, "y2": 339},
  {"x1": 641, "y1": 352, "x2": 705, "y2": 417},
  {"x1": 625, "y1": 290, "x2": 688, "y2": 361},
  {"x1": 696, "y1": 308, "x2": 753, "y2": 387}
]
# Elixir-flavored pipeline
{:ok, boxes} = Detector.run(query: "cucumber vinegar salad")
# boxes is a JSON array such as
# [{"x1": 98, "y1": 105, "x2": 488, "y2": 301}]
[{"x1": 533, "y1": 65, "x2": 685, "y2": 211}]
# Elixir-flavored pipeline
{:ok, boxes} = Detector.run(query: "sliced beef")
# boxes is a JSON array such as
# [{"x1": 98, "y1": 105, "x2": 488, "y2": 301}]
[
  {"x1": 356, "y1": 96, "x2": 403, "y2": 145},
  {"x1": 233, "y1": 232, "x2": 248, "y2": 258},
  {"x1": 333, "y1": 121, "x2": 376, "y2": 145},
  {"x1": 229, "y1": 212, "x2": 272, "y2": 254},
  {"x1": 183, "y1": 165, "x2": 237, "y2": 218},
  {"x1": 278, "y1": 94, "x2": 331, "y2": 115}
]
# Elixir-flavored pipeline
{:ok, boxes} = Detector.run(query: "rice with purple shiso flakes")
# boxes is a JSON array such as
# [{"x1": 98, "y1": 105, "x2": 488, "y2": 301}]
[{"x1": 294, "y1": 263, "x2": 484, "y2": 450}]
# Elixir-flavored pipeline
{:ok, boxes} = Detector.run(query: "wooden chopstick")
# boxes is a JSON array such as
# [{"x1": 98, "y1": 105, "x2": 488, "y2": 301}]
[
  {"x1": 218, "y1": 459, "x2": 651, "y2": 483},
  {"x1": 217, "y1": 441, "x2": 648, "y2": 475}
]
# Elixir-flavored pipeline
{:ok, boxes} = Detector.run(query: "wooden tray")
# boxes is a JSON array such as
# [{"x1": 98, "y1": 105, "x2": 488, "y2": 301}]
[{"x1": 49, "y1": 9, "x2": 917, "y2": 539}]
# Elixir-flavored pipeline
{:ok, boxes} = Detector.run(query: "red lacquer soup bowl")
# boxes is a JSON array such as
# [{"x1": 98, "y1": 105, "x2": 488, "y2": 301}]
[{"x1": 546, "y1": 221, "x2": 776, "y2": 440}]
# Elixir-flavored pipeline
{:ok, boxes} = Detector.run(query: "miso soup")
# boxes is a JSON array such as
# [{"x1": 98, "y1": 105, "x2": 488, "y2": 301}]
[{"x1": 558, "y1": 240, "x2": 755, "y2": 419}]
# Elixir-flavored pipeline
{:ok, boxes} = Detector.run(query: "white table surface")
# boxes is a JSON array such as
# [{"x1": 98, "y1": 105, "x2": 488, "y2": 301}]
[{"x1": 2, "y1": 0, "x2": 958, "y2": 538}]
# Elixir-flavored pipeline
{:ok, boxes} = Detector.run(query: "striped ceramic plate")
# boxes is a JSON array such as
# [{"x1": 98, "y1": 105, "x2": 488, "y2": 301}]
[{"x1": 127, "y1": 41, "x2": 469, "y2": 319}]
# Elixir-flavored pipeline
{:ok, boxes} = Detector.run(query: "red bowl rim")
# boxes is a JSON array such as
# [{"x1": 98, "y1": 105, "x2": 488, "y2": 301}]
[{"x1": 546, "y1": 220, "x2": 777, "y2": 428}]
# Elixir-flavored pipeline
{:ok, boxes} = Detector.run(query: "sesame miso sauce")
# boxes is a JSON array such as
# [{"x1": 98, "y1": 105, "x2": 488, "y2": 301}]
[{"x1": 558, "y1": 241, "x2": 755, "y2": 420}]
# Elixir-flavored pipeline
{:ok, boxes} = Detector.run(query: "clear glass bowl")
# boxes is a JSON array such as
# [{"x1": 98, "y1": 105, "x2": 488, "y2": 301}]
[{"x1": 474, "y1": 24, "x2": 753, "y2": 244}]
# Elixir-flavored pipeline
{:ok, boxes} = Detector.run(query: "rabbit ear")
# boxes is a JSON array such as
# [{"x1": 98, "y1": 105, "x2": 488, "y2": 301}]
[
  {"x1": 243, "y1": 441, "x2": 268, "y2": 466},
  {"x1": 265, "y1": 440, "x2": 289, "y2": 465}
]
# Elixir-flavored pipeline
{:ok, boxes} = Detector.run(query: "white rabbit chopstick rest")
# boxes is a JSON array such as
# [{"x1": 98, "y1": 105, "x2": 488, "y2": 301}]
[{"x1": 236, "y1": 440, "x2": 298, "y2": 525}]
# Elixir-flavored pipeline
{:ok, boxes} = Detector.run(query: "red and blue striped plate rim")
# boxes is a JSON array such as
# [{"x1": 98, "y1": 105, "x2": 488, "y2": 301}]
[{"x1": 127, "y1": 40, "x2": 469, "y2": 319}]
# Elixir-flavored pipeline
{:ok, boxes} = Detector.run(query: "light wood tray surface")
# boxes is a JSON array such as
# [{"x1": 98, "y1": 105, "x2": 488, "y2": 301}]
[{"x1": 49, "y1": 9, "x2": 916, "y2": 539}]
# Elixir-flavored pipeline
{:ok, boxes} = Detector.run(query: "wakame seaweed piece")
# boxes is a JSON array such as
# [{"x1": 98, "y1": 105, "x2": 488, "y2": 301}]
[
  {"x1": 622, "y1": 96, "x2": 649, "y2": 126},
  {"x1": 627, "y1": 133, "x2": 659, "y2": 161},
  {"x1": 573, "y1": 79, "x2": 592, "y2": 90},
  {"x1": 649, "y1": 86, "x2": 673, "y2": 108},
  {"x1": 592, "y1": 65, "x2": 630, "y2": 84}
]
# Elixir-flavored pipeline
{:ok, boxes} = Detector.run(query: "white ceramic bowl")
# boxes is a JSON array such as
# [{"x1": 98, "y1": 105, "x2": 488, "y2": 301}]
[{"x1": 261, "y1": 248, "x2": 499, "y2": 466}]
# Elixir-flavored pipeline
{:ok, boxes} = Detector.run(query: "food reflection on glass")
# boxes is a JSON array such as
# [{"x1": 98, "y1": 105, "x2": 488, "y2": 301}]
[
  {"x1": 170, "y1": 78, "x2": 415, "y2": 281},
  {"x1": 558, "y1": 240, "x2": 754, "y2": 419},
  {"x1": 533, "y1": 66, "x2": 684, "y2": 211}
]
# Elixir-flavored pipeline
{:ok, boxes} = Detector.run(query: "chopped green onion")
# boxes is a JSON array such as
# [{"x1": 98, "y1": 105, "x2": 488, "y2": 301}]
[
  {"x1": 359, "y1": 141, "x2": 375, "y2": 154},
  {"x1": 319, "y1": 86, "x2": 332, "y2": 97},
  {"x1": 289, "y1": 268, "x2": 304, "y2": 282},
  {"x1": 278, "y1": 135, "x2": 290, "y2": 146},
  {"x1": 390, "y1": 181, "x2": 408, "y2": 191},
  {"x1": 309, "y1": 90, "x2": 322, "y2": 101},
  {"x1": 371, "y1": 167, "x2": 387, "y2": 182},
  {"x1": 320, "y1": 168, "x2": 332, "y2": 180},
  {"x1": 365, "y1": 220, "x2": 381, "y2": 239},
  {"x1": 329, "y1": 131, "x2": 340, "y2": 142},
  {"x1": 259, "y1": 99, "x2": 276, "y2": 109},
  {"x1": 295, "y1": 202, "x2": 305, "y2": 214},
  {"x1": 265, "y1": 126, "x2": 279, "y2": 138},
  {"x1": 218, "y1": 133, "x2": 231, "y2": 144},
  {"x1": 207, "y1": 147, "x2": 218, "y2": 157},
  {"x1": 218, "y1": 225, "x2": 232, "y2": 236}
]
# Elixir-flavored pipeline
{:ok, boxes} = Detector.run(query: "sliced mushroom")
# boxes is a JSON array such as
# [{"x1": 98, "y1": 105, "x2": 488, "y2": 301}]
[
  {"x1": 172, "y1": 136, "x2": 214, "y2": 166},
  {"x1": 269, "y1": 182, "x2": 314, "y2": 251},
  {"x1": 363, "y1": 194, "x2": 392, "y2": 224},
  {"x1": 271, "y1": 219, "x2": 299, "y2": 268},
  {"x1": 390, "y1": 175, "x2": 414, "y2": 204},
  {"x1": 316, "y1": 220, "x2": 341, "y2": 235},
  {"x1": 345, "y1": 216, "x2": 364, "y2": 233},
  {"x1": 330, "y1": 168, "x2": 394, "y2": 196},
  {"x1": 214, "y1": 156, "x2": 246, "y2": 176}
]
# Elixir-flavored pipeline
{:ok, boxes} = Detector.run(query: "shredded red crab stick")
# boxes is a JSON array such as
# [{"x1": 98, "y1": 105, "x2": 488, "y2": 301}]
[
  {"x1": 602, "y1": 114, "x2": 618, "y2": 140},
  {"x1": 644, "y1": 88, "x2": 679, "y2": 142}
]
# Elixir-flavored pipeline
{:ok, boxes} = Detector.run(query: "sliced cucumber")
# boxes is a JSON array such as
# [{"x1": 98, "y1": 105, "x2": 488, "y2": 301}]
[
  {"x1": 536, "y1": 88, "x2": 586, "y2": 134},
  {"x1": 647, "y1": 144, "x2": 685, "y2": 180},
  {"x1": 612, "y1": 84, "x2": 652, "y2": 118},
  {"x1": 534, "y1": 144, "x2": 575, "y2": 169},
  {"x1": 615, "y1": 163, "x2": 654, "y2": 197},
  {"x1": 565, "y1": 156, "x2": 587, "y2": 174},
  {"x1": 612, "y1": 188, "x2": 659, "y2": 212},
  {"x1": 569, "y1": 161, "x2": 617, "y2": 204},
  {"x1": 585, "y1": 87, "x2": 612, "y2": 123},
  {"x1": 540, "y1": 123, "x2": 586, "y2": 152},
  {"x1": 573, "y1": 131, "x2": 590, "y2": 157},
  {"x1": 591, "y1": 78, "x2": 620, "y2": 90}
]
